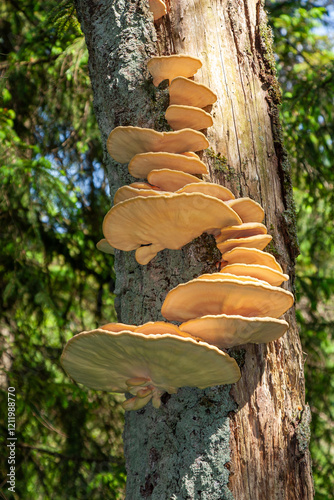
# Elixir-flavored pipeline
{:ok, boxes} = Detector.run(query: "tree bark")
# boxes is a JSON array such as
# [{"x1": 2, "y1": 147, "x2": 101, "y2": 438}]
[{"x1": 74, "y1": 0, "x2": 314, "y2": 498}]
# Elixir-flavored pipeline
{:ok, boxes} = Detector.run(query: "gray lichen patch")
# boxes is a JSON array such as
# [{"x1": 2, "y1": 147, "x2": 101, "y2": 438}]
[{"x1": 124, "y1": 385, "x2": 237, "y2": 499}]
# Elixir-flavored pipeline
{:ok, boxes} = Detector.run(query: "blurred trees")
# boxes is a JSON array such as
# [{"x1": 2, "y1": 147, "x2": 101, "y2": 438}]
[
  {"x1": 0, "y1": 0, "x2": 333, "y2": 498},
  {"x1": 268, "y1": 1, "x2": 334, "y2": 497},
  {"x1": 0, "y1": 1, "x2": 125, "y2": 498}
]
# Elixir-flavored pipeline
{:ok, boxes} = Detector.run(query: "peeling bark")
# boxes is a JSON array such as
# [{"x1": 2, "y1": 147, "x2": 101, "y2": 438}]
[{"x1": 74, "y1": 0, "x2": 313, "y2": 498}]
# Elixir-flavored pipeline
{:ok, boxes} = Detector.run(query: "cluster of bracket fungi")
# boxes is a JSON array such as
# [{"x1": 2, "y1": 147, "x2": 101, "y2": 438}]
[{"x1": 61, "y1": 54, "x2": 294, "y2": 412}]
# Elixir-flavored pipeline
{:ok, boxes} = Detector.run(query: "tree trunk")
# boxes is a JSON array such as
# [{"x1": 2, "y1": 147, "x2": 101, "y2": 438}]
[{"x1": 74, "y1": 0, "x2": 314, "y2": 498}]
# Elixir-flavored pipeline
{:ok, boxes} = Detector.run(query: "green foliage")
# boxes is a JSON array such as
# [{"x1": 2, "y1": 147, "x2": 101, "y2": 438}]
[
  {"x1": 268, "y1": 1, "x2": 334, "y2": 497},
  {"x1": 0, "y1": 0, "x2": 125, "y2": 498}
]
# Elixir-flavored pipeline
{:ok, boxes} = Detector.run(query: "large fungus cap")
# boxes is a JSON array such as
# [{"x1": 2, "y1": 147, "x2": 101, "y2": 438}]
[
  {"x1": 217, "y1": 234, "x2": 273, "y2": 255},
  {"x1": 148, "y1": 0, "x2": 167, "y2": 20},
  {"x1": 61, "y1": 329, "x2": 241, "y2": 411},
  {"x1": 215, "y1": 222, "x2": 267, "y2": 243},
  {"x1": 147, "y1": 54, "x2": 202, "y2": 86},
  {"x1": 169, "y1": 77, "x2": 217, "y2": 108},
  {"x1": 226, "y1": 198, "x2": 264, "y2": 223},
  {"x1": 177, "y1": 182, "x2": 235, "y2": 201},
  {"x1": 161, "y1": 277, "x2": 294, "y2": 321},
  {"x1": 103, "y1": 193, "x2": 242, "y2": 264},
  {"x1": 107, "y1": 126, "x2": 209, "y2": 164},
  {"x1": 128, "y1": 151, "x2": 208, "y2": 178},
  {"x1": 180, "y1": 314, "x2": 289, "y2": 349},
  {"x1": 114, "y1": 186, "x2": 167, "y2": 205},
  {"x1": 221, "y1": 247, "x2": 283, "y2": 273},
  {"x1": 219, "y1": 263, "x2": 289, "y2": 287},
  {"x1": 165, "y1": 105, "x2": 213, "y2": 131},
  {"x1": 196, "y1": 272, "x2": 266, "y2": 285},
  {"x1": 147, "y1": 168, "x2": 202, "y2": 191}
]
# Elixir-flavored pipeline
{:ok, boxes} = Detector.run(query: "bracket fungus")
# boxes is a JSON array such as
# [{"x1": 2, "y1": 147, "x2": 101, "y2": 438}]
[
  {"x1": 96, "y1": 238, "x2": 114, "y2": 255},
  {"x1": 215, "y1": 222, "x2": 267, "y2": 244},
  {"x1": 226, "y1": 198, "x2": 265, "y2": 223},
  {"x1": 180, "y1": 314, "x2": 289, "y2": 349},
  {"x1": 113, "y1": 186, "x2": 166, "y2": 205},
  {"x1": 165, "y1": 105, "x2": 213, "y2": 131},
  {"x1": 107, "y1": 126, "x2": 209, "y2": 164},
  {"x1": 217, "y1": 233, "x2": 273, "y2": 255},
  {"x1": 128, "y1": 151, "x2": 208, "y2": 178},
  {"x1": 147, "y1": 169, "x2": 203, "y2": 191},
  {"x1": 221, "y1": 247, "x2": 284, "y2": 273},
  {"x1": 219, "y1": 263, "x2": 289, "y2": 287},
  {"x1": 103, "y1": 192, "x2": 242, "y2": 264},
  {"x1": 148, "y1": 0, "x2": 167, "y2": 20},
  {"x1": 147, "y1": 54, "x2": 202, "y2": 86},
  {"x1": 176, "y1": 182, "x2": 235, "y2": 201},
  {"x1": 61, "y1": 328, "x2": 241, "y2": 411},
  {"x1": 169, "y1": 77, "x2": 217, "y2": 108},
  {"x1": 161, "y1": 277, "x2": 294, "y2": 322}
]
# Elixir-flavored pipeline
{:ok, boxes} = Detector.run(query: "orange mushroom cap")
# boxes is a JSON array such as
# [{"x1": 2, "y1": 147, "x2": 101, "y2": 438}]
[
  {"x1": 180, "y1": 314, "x2": 289, "y2": 348},
  {"x1": 219, "y1": 263, "x2": 289, "y2": 287},
  {"x1": 225, "y1": 198, "x2": 264, "y2": 223},
  {"x1": 165, "y1": 105, "x2": 213, "y2": 131},
  {"x1": 148, "y1": 0, "x2": 167, "y2": 20},
  {"x1": 147, "y1": 169, "x2": 202, "y2": 191},
  {"x1": 217, "y1": 234, "x2": 273, "y2": 255},
  {"x1": 221, "y1": 247, "x2": 283, "y2": 273},
  {"x1": 215, "y1": 222, "x2": 267, "y2": 243},
  {"x1": 147, "y1": 54, "x2": 202, "y2": 86},
  {"x1": 128, "y1": 151, "x2": 208, "y2": 178},
  {"x1": 161, "y1": 277, "x2": 294, "y2": 322},
  {"x1": 107, "y1": 126, "x2": 209, "y2": 164},
  {"x1": 169, "y1": 77, "x2": 217, "y2": 108},
  {"x1": 176, "y1": 182, "x2": 235, "y2": 201}
]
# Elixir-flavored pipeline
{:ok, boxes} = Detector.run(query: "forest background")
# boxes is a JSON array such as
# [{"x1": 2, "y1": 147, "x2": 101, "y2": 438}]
[{"x1": 0, "y1": 0, "x2": 333, "y2": 498}]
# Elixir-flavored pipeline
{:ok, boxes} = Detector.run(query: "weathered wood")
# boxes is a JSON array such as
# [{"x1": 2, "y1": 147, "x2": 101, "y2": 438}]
[{"x1": 74, "y1": 0, "x2": 314, "y2": 498}]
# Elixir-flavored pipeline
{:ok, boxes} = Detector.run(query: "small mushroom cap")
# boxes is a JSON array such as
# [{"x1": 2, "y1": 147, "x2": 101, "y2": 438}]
[
  {"x1": 130, "y1": 182, "x2": 162, "y2": 190},
  {"x1": 147, "y1": 169, "x2": 202, "y2": 191},
  {"x1": 225, "y1": 198, "x2": 264, "y2": 223},
  {"x1": 103, "y1": 193, "x2": 242, "y2": 262},
  {"x1": 134, "y1": 321, "x2": 193, "y2": 338},
  {"x1": 148, "y1": 0, "x2": 167, "y2": 20},
  {"x1": 114, "y1": 186, "x2": 167, "y2": 205},
  {"x1": 128, "y1": 151, "x2": 208, "y2": 178},
  {"x1": 61, "y1": 329, "x2": 241, "y2": 394},
  {"x1": 221, "y1": 247, "x2": 283, "y2": 273},
  {"x1": 161, "y1": 277, "x2": 294, "y2": 322},
  {"x1": 165, "y1": 105, "x2": 213, "y2": 131},
  {"x1": 169, "y1": 77, "x2": 217, "y2": 108},
  {"x1": 147, "y1": 54, "x2": 202, "y2": 86},
  {"x1": 217, "y1": 234, "x2": 273, "y2": 255},
  {"x1": 177, "y1": 182, "x2": 235, "y2": 201},
  {"x1": 219, "y1": 263, "x2": 289, "y2": 287},
  {"x1": 215, "y1": 222, "x2": 267, "y2": 243},
  {"x1": 100, "y1": 323, "x2": 137, "y2": 332},
  {"x1": 196, "y1": 272, "x2": 266, "y2": 285},
  {"x1": 180, "y1": 314, "x2": 289, "y2": 348},
  {"x1": 96, "y1": 238, "x2": 114, "y2": 255},
  {"x1": 107, "y1": 126, "x2": 209, "y2": 164}
]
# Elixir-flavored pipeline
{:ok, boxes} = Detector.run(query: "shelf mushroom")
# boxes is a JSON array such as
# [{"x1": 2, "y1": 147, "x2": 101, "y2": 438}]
[
  {"x1": 114, "y1": 186, "x2": 167, "y2": 205},
  {"x1": 61, "y1": 328, "x2": 241, "y2": 411},
  {"x1": 96, "y1": 238, "x2": 114, "y2": 255},
  {"x1": 128, "y1": 152, "x2": 209, "y2": 178},
  {"x1": 215, "y1": 222, "x2": 268, "y2": 243},
  {"x1": 147, "y1": 54, "x2": 202, "y2": 86},
  {"x1": 219, "y1": 263, "x2": 289, "y2": 287},
  {"x1": 169, "y1": 77, "x2": 217, "y2": 108},
  {"x1": 148, "y1": 0, "x2": 167, "y2": 20},
  {"x1": 147, "y1": 169, "x2": 203, "y2": 191},
  {"x1": 107, "y1": 126, "x2": 209, "y2": 164},
  {"x1": 180, "y1": 314, "x2": 289, "y2": 349},
  {"x1": 103, "y1": 192, "x2": 242, "y2": 264},
  {"x1": 221, "y1": 247, "x2": 284, "y2": 273},
  {"x1": 165, "y1": 105, "x2": 213, "y2": 131},
  {"x1": 161, "y1": 276, "x2": 294, "y2": 322},
  {"x1": 217, "y1": 234, "x2": 273, "y2": 255},
  {"x1": 225, "y1": 198, "x2": 265, "y2": 223},
  {"x1": 177, "y1": 182, "x2": 235, "y2": 201}
]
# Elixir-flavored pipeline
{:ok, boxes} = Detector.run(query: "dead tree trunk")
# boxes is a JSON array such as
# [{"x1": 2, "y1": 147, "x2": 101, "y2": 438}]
[{"x1": 74, "y1": 0, "x2": 314, "y2": 498}]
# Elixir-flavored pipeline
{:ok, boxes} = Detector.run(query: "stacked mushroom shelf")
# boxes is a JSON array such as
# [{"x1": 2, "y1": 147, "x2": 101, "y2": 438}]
[{"x1": 61, "y1": 54, "x2": 294, "y2": 411}]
